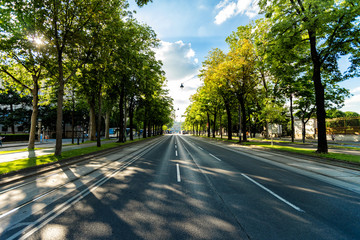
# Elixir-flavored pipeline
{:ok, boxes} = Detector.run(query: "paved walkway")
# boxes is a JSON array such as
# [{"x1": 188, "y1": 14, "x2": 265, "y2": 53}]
[
  {"x1": 0, "y1": 139, "x2": 118, "y2": 163},
  {"x1": 248, "y1": 138, "x2": 360, "y2": 156},
  {"x1": 0, "y1": 138, "x2": 87, "y2": 150}
]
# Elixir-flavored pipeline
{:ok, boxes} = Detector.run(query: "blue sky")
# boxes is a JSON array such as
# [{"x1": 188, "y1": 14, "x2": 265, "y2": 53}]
[{"x1": 130, "y1": 0, "x2": 360, "y2": 121}]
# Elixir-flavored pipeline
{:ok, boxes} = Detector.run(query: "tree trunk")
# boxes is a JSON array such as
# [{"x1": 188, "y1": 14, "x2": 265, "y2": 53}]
[
  {"x1": 219, "y1": 111, "x2": 223, "y2": 139},
  {"x1": 143, "y1": 107, "x2": 147, "y2": 138},
  {"x1": 129, "y1": 108, "x2": 134, "y2": 141},
  {"x1": 238, "y1": 104, "x2": 242, "y2": 143},
  {"x1": 118, "y1": 83, "x2": 125, "y2": 143},
  {"x1": 290, "y1": 94, "x2": 294, "y2": 142},
  {"x1": 105, "y1": 110, "x2": 110, "y2": 139},
  {"x1": 96, "y1": 85, "x2": 102, "y2": 147},
  {"x1": 224, "y1": 101, "x2": 232, "y2": 140},
  {"x1": 301, "y1": 117, "x2": 306, "y2": 143},
  {"x1": 212, "y1": 111, "x2": 217, "y2": 138},
  {"x1": 28, "y1": 79, "x2": 39, "y2": 150},
  {"x1": 55, "y1": 56, "x2": 64, "y2": 156},
  {"x1": 148, "y1": 120, "x2": 152, "y2": 137},
  {"x1": 128, "y1": 97, "x2": 135, "y2": 141},
  {"x1": 207, "y1": 112, "x2": 210, "y2": 137},
  {"x1": 71, "y1": 97, "x2": 75, "y2": 144},
  {"x1": 10, "y1": 104, "x2": 15, "y2": 134},
  {"x1": 241, "y1": 105, "x2": 247, "y2": 142},
  {"x1": 308, "y1": 29, "x2": 328, "y2": 153},
  {"x1": 89, "y1": 104, "x2": 96, "y2": 141}
]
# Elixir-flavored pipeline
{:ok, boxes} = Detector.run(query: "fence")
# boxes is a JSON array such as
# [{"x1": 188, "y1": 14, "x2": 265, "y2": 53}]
[{"x1": 326, "y1": 116, "x2": 360, "y2": 135}]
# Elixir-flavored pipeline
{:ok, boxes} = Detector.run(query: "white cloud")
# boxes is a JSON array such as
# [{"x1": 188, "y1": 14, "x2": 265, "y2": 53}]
[
  {"x1": 155, "y1": 40, "x2": 200, "y2": 82},
  {"x1": 154, "y1": 40, "x2": 202, "y2": 121},
  {"x1": 236, "y1": 0, "x2": 253, "y2": 13},
  {"x1": 216, "y1": 0, "x2": 231, "y2": 10},
  {"x1": 214, "y1": 2, "x2": 237, "y2": 25},
  {"x1": 351, "y1": 86, "x2": 360, "y2": 94},
  {"x1": 341, "y1": 87, "x2": 360, "y2": 113},
  {"x1": 214, "y1": 0, "x2": 260, "y2": 25}
]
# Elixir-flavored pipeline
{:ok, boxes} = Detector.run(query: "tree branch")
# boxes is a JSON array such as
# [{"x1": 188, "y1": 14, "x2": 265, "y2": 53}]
[{"x1": 0, "y1": 67, "x2": 31, "y2": 91}]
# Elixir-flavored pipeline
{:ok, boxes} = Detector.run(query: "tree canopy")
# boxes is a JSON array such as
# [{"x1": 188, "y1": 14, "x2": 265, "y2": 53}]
[
  {"x1": 185, "y1": 1, "x2": 358, "y2": 153},
  {"x1": 0, "y1": 0, "x2": 174, "y2": 156}
]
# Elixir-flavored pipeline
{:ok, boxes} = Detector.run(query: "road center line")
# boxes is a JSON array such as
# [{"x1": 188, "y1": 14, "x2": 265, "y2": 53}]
[
  {"x1": 175, "y1": 150, "x2": 178, "y2": 157},
  {"x1": 176, "y1": 164, "x2": 181, "y2": 182},
  {"x1": 175, "y1": 145, "x2": 177, "y2": 149},
  {"x1": 209, "y1": 153, "x2": 221, "y2": 161},
  {"x1": 198, "y1": 146, "x2": 204, "y2": 150},
  {"x1": 241, "y1": 173, "x2": 305, "y2": 212}
]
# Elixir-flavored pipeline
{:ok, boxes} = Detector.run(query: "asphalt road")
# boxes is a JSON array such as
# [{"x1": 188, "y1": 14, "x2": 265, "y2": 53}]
[{"x1": 1, "y1": 135, "x2": 360, "y2": 239}]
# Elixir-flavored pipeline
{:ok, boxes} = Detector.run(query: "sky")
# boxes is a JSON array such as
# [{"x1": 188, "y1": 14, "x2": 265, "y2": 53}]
[{"x1": 129, "y1": 0, "x2": 360, "y2": 121}]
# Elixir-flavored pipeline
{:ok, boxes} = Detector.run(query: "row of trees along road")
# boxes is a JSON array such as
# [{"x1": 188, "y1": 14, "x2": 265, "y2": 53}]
[
  {"x1": 0, "y1": 0, "x2": 174, "y2": 156},
  {"x1": 185, "y1": 0, "x2": 359, "y2": 154}
]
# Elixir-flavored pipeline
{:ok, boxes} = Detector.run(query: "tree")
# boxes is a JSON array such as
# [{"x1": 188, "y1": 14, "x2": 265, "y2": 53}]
[
  {"x1": 261, "y1": 101, "x2": 286, "y2": 145},
  {"x1": 0, "y1": 0, "x2": 49, "y2": 149},
  {"x1": 345, "y1": 111, "x2": 360, "y2": 118},
  {"x1": 226, "y1": 26, "x2": 259, "y2": 142},
  {"x1": 190, "y1": 87, "x2": 219, "y2": 138},
  {"x1": 201, "y1": 48, "x2": 236, "y2": 140},
  {"x1": 0, "y1": 88, "x2": 32, "y2": 133},
  {"x1": 259, "y1": 0, "x2": 360, "y2": 153}
]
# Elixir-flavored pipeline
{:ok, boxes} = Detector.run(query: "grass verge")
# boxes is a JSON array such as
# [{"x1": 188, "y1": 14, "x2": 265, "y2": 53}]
[
  {"x1": 0, "y1": 148, "x2": 44, "y2": 155},
  {"x1": 197, "y1": 135, "x2": 360, "y2": 164},
  {"x1": 0, "y1": 137, "x2": 152, "y2": 175}
]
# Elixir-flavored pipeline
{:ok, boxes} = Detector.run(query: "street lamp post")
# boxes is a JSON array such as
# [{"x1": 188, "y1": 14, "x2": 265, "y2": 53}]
[
  {"x1": 38, "y1": 119, "x2": 42, "y2": 142},
  {"x1": 82, "y1": 115, "x2": 86, "y2": 143}
]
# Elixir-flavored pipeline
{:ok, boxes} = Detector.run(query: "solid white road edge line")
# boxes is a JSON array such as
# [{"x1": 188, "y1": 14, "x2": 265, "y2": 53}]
[
  {"x1": 176, "y1": 164, "x2": 181, "y2": 182},
  {"x1": 209, "y1": 153, "x2": 221, "y2": 161},
  {"x1": 241, "y1": 173, "x2": 305, "y2": 213}
]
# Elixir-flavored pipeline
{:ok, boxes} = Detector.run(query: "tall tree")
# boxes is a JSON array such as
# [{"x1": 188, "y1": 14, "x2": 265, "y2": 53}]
[
  {"x1": 0, "y1": 87, "x2": 32, "y2": 133},
  {"x1": 0, "y1": 0, "x2": 48, "y2": 149},
  {"x1": 201, "y1": 48, "x2": 235, "y2": 140},
  {"x1": 259, "y1": 0, "x2": 360, "y2": 153},
  {"x1": 226, "y1": 26, "x2": 259, "y2": 142}
]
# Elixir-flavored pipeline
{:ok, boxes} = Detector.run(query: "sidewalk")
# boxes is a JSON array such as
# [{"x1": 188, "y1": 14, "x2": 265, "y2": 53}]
[
  {"x1": 0, "y1": 139, "x2": 118, "y2": 164},
  {"x1": 248, "y1": 138, "x2": 360, "y2": 156},
  {"x1": 0, "y1": 138, "x2": 81, "y2": 150}
]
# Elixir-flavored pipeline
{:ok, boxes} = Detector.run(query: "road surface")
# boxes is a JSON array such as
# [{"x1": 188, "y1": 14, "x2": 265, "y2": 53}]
[{"x1": 0, "y1": 135, "x2": 359, "y2": 239}]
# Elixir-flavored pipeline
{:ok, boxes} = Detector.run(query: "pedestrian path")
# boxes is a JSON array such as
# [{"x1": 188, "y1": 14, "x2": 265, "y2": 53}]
[
  {"x1": 0, "y1": 139, "x2": 118, "y2": 164},
  {"x1": 259, "y1": 139, "x2": 360, "y2": 156},
  {"x1": 0, "y1": 139, "x2": 73, "y2": 150}
]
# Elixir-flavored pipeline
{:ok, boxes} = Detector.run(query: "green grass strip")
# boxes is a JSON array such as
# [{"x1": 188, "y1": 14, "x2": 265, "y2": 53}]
[
  {"x1": 0, "y1": 139, "x2": 116, "y2": 155},
  {"x1": 0, "y1": 137, "x2": 153, "y2": 175},
  {"x1": 0, "y1": 148, "x2": 44, "y2": 155},
  {"x1": 244, "y1": 142, "x2": 360, "y2": 164},
  {"x1": 195, "y1": 135, "x2": 360, "y2": 164}
]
